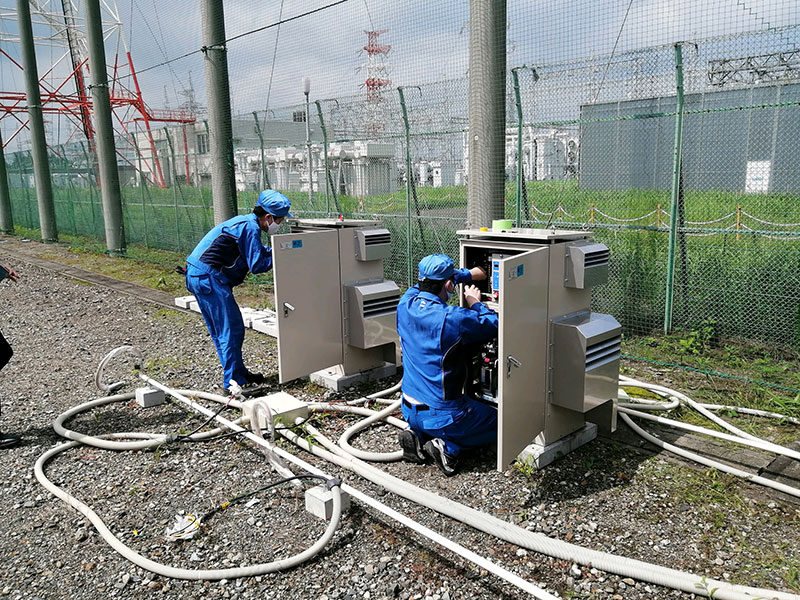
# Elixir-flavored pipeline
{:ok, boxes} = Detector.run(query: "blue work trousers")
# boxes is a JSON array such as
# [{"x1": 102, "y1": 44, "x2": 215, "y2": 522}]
[
  {"x1": 186, "y1": 266, "x2": 247, "y2": 389},
  {"x1": 401, "y1": 397, "x2": 497, "y2": 458}
]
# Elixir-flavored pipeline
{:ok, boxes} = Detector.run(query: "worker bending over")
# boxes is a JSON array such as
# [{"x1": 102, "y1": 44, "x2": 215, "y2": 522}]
[
  {"x1": 185, "y1": 190, "x2": 292, "y2": 392},
  {"x1": 397, "y1": 253, "x2": 498, "y2": 475}
]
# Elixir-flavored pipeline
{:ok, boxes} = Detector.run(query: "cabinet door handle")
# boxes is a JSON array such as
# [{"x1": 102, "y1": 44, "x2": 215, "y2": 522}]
[{"x1": 506, "y1": 355, "x2": 522, "y2": 378}]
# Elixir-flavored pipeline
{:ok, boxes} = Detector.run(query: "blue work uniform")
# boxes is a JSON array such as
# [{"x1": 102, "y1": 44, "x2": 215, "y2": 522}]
[
  {"x1": 397, "y1": 268, "x2": 499, "y2": 457},
  {"x1": 185, "y1": 213, "x2": 273, "y2": 389}
]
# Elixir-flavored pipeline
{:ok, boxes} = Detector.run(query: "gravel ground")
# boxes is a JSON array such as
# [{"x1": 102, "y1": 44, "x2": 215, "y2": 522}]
[{"x1": 1, "y1": 242, "x2": 799, "y2": 600}]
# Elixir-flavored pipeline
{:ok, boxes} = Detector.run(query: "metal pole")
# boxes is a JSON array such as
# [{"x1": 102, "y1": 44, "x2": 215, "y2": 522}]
[
  {"x1": 202, "y1": 0, "x2": 237, "y2": 223},
  {"x1": 130, "y1": 134, "x2": 149, "y2": 248},
  {"x1": 165, "y1": 130, "x2": 181, "y2": 251},
  {"x1": 0, "y1": 129, "x2": 14, "y2": 233},
  {"x1": 16, "y1": 0, "x2": 57, "y2": 241},
  {"x1": 314, "y1": 100, "x2": 336, "y2": 215},
  {"x1": 303, "y1": 77, "x2": 313, "y2": 209},
  {"x1": 252, "y1": 112, "x2": 271, "y2": 190},
  {"x1": 512, "y1": 68, "x2": 523, "y2": 228},
  {"x1": 664, "y1": 42, "x2": 685, "y2": 333},
  {"x1": 467, "y1": 0, "x2": 506, "y2": 229},
  {"x1": 398, "y1": 87, "x2": 413, "y2": 287},
  {"x1": 85, "y1": 0, "x2": 125, "y2": 252}
]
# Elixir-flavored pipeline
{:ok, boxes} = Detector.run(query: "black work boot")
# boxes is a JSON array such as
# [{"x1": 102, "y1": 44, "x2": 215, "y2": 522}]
[
  {"x1": 398, "y1": 429, "x2": 428, "y2": 464},
  {"x1": 0, "y1": 433, "x2": 21, "y2": 449},
  {"x1": 423, "y1": 438, "x2": 458, "y2": 476}
]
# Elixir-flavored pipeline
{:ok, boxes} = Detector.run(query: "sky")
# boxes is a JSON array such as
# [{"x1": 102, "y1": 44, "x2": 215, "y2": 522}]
[{"x1": 0, "y1": 0, "x2": 798, "y2": 149}]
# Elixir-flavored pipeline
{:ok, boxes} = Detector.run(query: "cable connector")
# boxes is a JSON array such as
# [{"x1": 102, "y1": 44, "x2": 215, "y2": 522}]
[{"x1": 325, "y1": 477, "x2": 342, "y2": 490}]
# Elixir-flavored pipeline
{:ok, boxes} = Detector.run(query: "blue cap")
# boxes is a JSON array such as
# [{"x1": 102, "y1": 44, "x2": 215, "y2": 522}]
[
  {"x1": 257, "y1": 190, "x2": 293, "y2": 218},
  {"x1": 418, "y1": 254, "x2": 456, "y2": 281}
]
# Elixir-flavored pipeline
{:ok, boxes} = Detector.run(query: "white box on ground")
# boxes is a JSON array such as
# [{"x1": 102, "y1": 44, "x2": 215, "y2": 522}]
[
  {"x1": 174, "y1": 295, "x2": 196, "y2": 309},
  {"x1": 251, "y1": 315, "x2": 278, "y2": 338},
  {"x1": 241, "y1": 392, "x2": 308, "y2": 432},
  {"x1": 240, "y1": 307, "x2": 267, "y2": 328},
  {"x1": 136, "y1": 387, "x2": 165, "y2": 408},
  {"x1": 305, "y1": 484, "x2": 350, "y2": 520}
]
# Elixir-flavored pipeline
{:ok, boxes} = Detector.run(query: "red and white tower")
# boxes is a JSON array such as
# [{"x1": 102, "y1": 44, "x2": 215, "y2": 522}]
[{"x1": 362, "y1": 29, "x2": 391, "y2": 137}]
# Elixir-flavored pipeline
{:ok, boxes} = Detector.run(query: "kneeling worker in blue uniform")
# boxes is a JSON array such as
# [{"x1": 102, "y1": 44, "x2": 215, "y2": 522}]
[
  {"x1": 186, "y1": 190, "x2": 292, "y2": 392},
  {"x1": 397, "y1": 253, "x2": 498, "y2": 475}
]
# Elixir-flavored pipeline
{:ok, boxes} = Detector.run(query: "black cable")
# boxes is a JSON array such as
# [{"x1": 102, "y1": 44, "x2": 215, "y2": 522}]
[
  {"x1": 174, "y1": 399, "x2": 232, "y2": 441},
  {"x1": 168, "y1": 474, "x2": 333, "y2": 539}
]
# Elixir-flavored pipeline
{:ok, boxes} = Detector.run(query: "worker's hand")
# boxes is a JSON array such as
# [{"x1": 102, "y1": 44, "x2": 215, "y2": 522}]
[
  {"x1": 463, "y1": 284, "x2": 482, "y2": 308},
  {"x1": 469, "y1": 267, "x2": 487, "y2": 281},
  {"x1": 1, "y1": 264, "x2": 18, "y2": 283}
]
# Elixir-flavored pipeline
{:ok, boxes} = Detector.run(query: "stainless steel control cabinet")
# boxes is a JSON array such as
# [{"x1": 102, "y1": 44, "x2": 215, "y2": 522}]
[
  {"x1": 458, "y1": 228, "x2": 621, "y2": 470},
  {"x1": 272, "y1": 219, "x2": 399, "y2": 383}
]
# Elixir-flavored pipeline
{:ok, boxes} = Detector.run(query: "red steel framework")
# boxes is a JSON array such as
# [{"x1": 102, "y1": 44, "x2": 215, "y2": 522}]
[
  {"x1": 363, "y1": 29, "x2": 391, "y2": 137},
  {"x1": 0, "y1": 5, "x2": 195, "y2": 188}
]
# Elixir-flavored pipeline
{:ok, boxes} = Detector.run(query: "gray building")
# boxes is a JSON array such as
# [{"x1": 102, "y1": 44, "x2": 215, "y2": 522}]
[{"x1": 579, "y1": 83, "x2": 800, "y2": 193}]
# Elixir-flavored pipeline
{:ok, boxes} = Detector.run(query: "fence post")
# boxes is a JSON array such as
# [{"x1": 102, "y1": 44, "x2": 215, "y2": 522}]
[
  {"x1": 0, "y1": 130, "x2": 13, "y2": 233},
  {"x1": 80, "y1": 142, "x2": 98, "y2": 235},
  {"x1": 736, "y1": 204, "x2": 742, "y2": 240},
  {"x1": 315, "y1": 100, "x2": 338, "y2": 215},
  {"x1": 130, "y1": 134, "x2": 149, "y2": 248},
  {"x1": 165, "y1": 129, "x2": 181, "y2": 252},
  {"x1": 252, "y1": 112, "x2": 271, "y2": 190},
  {"x1": 664, "y1": 42, "x2": 685, "y2": 334},
  {"x1": 512, "y1": 68, "x2": 524, "y2": 228},
  {"x1": 398, "y1": 87, "x2": 414, "y2": 286},
  {"x1": 511, "y1": 67, "x2": 536, "y2": 227}
]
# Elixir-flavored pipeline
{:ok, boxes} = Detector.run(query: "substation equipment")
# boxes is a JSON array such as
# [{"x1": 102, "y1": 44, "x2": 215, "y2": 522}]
[
  {"x1": 457, "y1": 227, "x2": 621, "y2": 470},
  {"x1": 271, "y1": 218, "x2": 401, "y2": 389}
]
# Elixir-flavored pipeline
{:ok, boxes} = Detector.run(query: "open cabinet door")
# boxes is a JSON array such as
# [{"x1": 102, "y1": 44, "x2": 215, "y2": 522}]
[
  {"x1": 273, "y1": 229, "x2": 344, "y2": 383},
  {"x1": 496, "y1": 247, "x2": 550, "y2": 470}
]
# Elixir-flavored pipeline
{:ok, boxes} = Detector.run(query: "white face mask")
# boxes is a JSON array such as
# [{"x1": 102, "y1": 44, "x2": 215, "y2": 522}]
[
  {"x1": 266, "y1": 218, "x2": 281, "y2": 235},
  {"x1": 444, "y1": 281, "x2": 453, "y2": 301}
]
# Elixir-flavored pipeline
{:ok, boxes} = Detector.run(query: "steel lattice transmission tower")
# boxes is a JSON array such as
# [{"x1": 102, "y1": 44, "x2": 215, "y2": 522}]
[
  {"x1": 362, "y1": 29, "x2": 391, "y2": 138},
  {"x1": 0, "y1": 0, "x2": 195, "y2": 187}
]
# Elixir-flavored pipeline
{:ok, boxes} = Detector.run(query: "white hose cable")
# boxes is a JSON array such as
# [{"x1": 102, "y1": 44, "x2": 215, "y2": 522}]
[
  {"x1": 94, "y1": 346, "x2": 144, "y2": 393},
  {"x1": 34, "y1": 441, "x2": 342, "y2": 580},
  {"x1": 279, "y1": 424, "x2": 800, "y2": 600},
  {"x1": 619, "y1": 412, "x2": 800, "y2": 501},
  {"x1": 295, "y1": 420, "x2": 559, "y2": 599},
  {"x1": 307, "y1": 402, "x2": 409, "y2": 461},
  {"x1": 342, "y1": 380, "x2": 403, "y2": 406},
  {"x1": 133, "y1": 377, "x2": 558, "y2": 598},
  {"x1": 620, "y1": 376, "x2": 760, "y2": 442},
  {"x1": 336, "y1": 399, "x2": 405, "y2": 462},
  {"x1": 619, "y1": 378, "x2": 800, "y2": 461},
  {"x1": 53, "y1": 393, "x2": 241, "y2": 450},
  {"x1": 697, "y1": 404, "x2": 800, "y2": 425},
  {"x1": 618, "y1": 405, "x2": 800, "y2": 462},
  {"x1": 249, "y1": 400, "x2": 302, "y2": 487}
]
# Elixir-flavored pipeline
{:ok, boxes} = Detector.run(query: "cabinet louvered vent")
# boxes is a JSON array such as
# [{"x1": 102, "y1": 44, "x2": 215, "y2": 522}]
[
  {"x1": 584, "y1": 248, "x2": 609, "y2": 267},
  {"x1": 364, "y1": 232, "x2": 391, "y2": 246},
  {"x1": 565, "y1": 241, "x2": 610, "y2": 288},
  {"x1": 363, "y1": 293, "x2": 400, "y2": 317},
  {"x1": 585, "y1": 334, "x2": 621, "y2": 370},
  {"x1": 551, "y1": 312, "x2": 622, "y2": 414},
  {"x1": 345, "y1": 280, "x2": 401, "y2": 349},
  {"x1": 355, "y1": 228, "x2": 392, "y2": 261}
]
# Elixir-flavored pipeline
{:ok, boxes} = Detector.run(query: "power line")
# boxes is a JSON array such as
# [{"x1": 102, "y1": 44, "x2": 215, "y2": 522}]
[{"x1": 135, "y1": 0, "x2": 354, "y2": 76}]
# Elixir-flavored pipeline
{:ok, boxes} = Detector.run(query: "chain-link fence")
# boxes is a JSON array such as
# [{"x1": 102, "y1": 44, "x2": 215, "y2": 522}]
[{"x1": 2, "y1": 1, "x2": 800, "y2": 346}]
